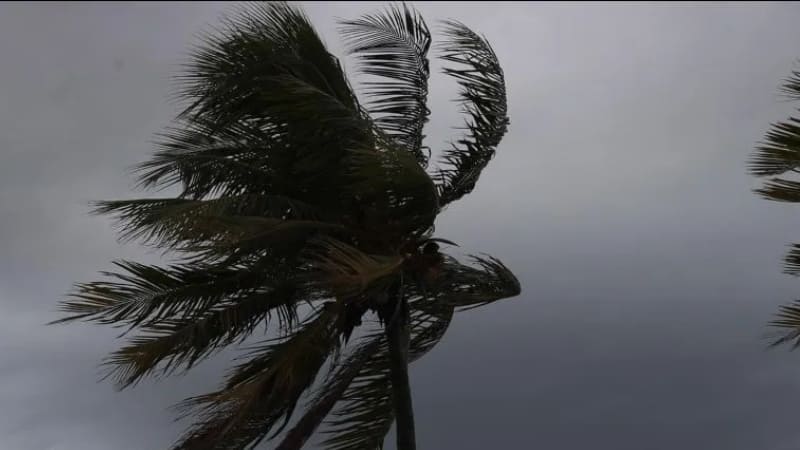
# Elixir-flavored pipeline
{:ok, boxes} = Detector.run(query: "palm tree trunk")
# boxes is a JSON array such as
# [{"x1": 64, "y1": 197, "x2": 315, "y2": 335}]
[{"x1": 386, "y1": 288, "x2": 417, "y2": 450}]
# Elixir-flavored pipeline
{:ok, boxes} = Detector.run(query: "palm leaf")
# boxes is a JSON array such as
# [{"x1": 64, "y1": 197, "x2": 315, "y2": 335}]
[
  {"x1": 103, "y1": 281, "x2": 301, "y2": 389},
  {"x1": 172, "y1": 2, "x2": 374, "y2": 215},
  {"x1": 768, "y1": 300, "x2": 800, "y2": 349},
  {"x1": 320, "y1": 294, "x2": 454, "y2": 450},
  {"x1": 754, "y1": 178, "x2": 800, "y2": 202},
  {"x1": 275, "y1": 334, "x2": 384, "y2": 450},
  {"x1": 436, "y1": 254, "x2": 522, "y2": 310},
  {"x1": 340, "y1": 3, "x2": 432, "y2": 166},
  {"x1": 171, "y1": 303, "x2": 343, "y2": 450},
  {"x1": 52, "y1": 260, "x2": 276, "y2": 327},
  {"x1": 749, "y1": 118, "x2": 800, "y2": 176},
  {"x1": 92, "y1": 195, "x2": 327, "y2": 249},
  {"x1": 432, "y1": 20, "x2": 509, "y2": 208},
  {"x1": 783, "y1": 244, "x2": 800, "y2": 276},
  {"x1": 302, "y1": 236, "x2": 405, "y2": 299}
]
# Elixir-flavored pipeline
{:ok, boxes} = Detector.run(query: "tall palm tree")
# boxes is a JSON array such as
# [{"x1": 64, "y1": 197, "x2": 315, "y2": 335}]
[
  {"x1": 52, "y1": 2, "x2": 521, "y2": 449},
  {"x1": 750, "y1": 67, "x2": 800, "y2": 347}
]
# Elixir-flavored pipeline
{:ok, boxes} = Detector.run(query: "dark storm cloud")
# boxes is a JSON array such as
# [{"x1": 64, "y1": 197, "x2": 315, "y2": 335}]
[{"x1": 3, "y1": 2, "x2": 800, "y2": 449}]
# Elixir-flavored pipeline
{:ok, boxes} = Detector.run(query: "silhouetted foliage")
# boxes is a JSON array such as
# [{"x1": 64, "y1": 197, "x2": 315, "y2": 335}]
[{"x1": 52, "y1": 2, "x2": 520, "y2": 449}]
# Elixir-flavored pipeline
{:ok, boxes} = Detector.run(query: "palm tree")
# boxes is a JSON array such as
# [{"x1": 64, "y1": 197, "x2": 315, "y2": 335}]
[
  {"x1": 52, "y1": 2, "x2": 520, "y2": 449},
  {"x1": 750, "y1": 66, "x2": 800, "y2": 347}
]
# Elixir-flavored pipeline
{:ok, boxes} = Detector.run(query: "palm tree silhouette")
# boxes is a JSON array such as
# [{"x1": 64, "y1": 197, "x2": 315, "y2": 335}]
[
  {"x1": 750, "y1": 66, "x2": 800, "y2": 348},
  {"x1": 52, "y1": 3, "x2": 521, "y2": 449}
]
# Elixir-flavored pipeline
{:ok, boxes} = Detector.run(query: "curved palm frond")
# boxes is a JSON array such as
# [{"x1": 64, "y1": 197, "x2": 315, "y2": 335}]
[
  {"x1": 171, "y1": 303, "x2": 344, "y2": 450},
  {"x1": 436, "y1": 254, "x2": 522, "y2": 310},
  {"x1": 319, "y1": 294, "x2": 454, "y2": 450},
  {"x1": 302, "y1": 236, "x2": 405, "y2": 299},
  {"x1": 340, "y1": 3, "x2": 432, "y2": 166},
  {"x1": 275, "y1": 334, "x2": 385, "y2": 450},
  {"x1": 168, "y1": 2, "x2": 376, "y2": 217},
  {"x1": 433, "y1": 20, "x2": 509, "y2": 208}
]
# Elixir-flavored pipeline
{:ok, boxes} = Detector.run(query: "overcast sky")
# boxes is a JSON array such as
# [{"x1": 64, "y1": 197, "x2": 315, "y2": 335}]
[{"x1": 4, "y1": 1, "x2": 800, "y2": 449}]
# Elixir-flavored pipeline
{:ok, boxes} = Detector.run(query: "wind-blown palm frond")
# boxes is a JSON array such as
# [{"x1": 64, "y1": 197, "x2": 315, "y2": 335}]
[
  {"x1": 171, "y1": 303, "x2": 343, "y2": 450},
  {"x1": 275, "y1": 334, "x2": 384, "y2": 450},
  {"x1": 754, "y1": 178, "x2": 800, "y2": 203},
  {"x1": 320, "y1": 294, "x2": 454, "y2": 450},
  {"x1": 303, "y1": 237, "x2": 404, "y2": 299},
  {"x1": 768, "y1": 300, "x2": 800, "y2": 349},
  {"x1": 103, "y1": 282, "x2": 300, "y2": 389},
  {"x1": 53, "y1": 260, "x2": 275, "y2": 327},
  {"x1": 340, "y1": 3, "x2": 432, "y2": 166},
  {"x1": 783, "y1": 244, "x2": 800, "y2": 276},
  {"x1": 749, "y1": 118, "x2": 800, "y2": 177},
  {"x1": 92, "y1": 196, "x2": 336, "y2": 253},
  {"x1": 433, "y1": 20, "x2": 509, "y2": 208},
  {"x1": 435, "y1": 255, "x2": 522, "y2": 310},
  {"x1": 169, "y1": 2, "x2": 378, "y2": 218}
]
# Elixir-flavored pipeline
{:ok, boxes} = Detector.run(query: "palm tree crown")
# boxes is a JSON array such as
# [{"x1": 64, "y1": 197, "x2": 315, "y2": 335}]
[{"x1": 53, "y1": 2, "x2": 521, "y2": 449}]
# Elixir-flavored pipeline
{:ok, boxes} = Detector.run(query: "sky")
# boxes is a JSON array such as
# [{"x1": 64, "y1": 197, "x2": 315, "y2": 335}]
[{"x1": 3, "y1": 1, "x2": 800, "y2": 449}]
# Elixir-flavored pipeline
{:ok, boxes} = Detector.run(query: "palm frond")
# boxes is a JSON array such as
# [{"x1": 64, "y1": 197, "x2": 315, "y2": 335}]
[
  {"x1": 103, "y1": 282, "x2": 300, "y2": 389},
  {"x1": 779, "y1": 68, "x2": 800, "y2": 101},
  {"x1": 52, "y1": 260, "x2": 275, "y2": 327},
  {"x1": 432, "y1": 20, "x2": 509, "y2": 208},
  {"x1": 178, "y1": 2, "x2": 362, "y2": 129},
  {"x1": 303, "y1": 236, "x2": 404, "y2": 299},
  {"x1": 749, "y1": 117, "x2": 800, "y2": 176},
  {"x1": 92, "y1": 195, "x2": 326, "y2": 249},
  {"x1": 275, "y1": 334, "x2": 384, "y2": 450},
  {"x1": 320, "y1": 295, "x2": 454, "y2": 450},
  {"x1": 768, "y1": 300, "x2": 800, "y2": 349},
  {"x1": 754, "y1": 178, "x2": 800, "y2": 202},
  {"x1": 784, "y1": 244, "x2": 800, "y2": 276},
  {"x1": 432, "y1": 254, "x2": 521, "y2": 310},
  {"x1": 340, "y1": 3, "x2": 432, "y2": 166},
  {"x1": 169, "y1": 1, "x2": 374, "y2": 215},
  {"x1": 171, "y1": 303, "x2": 343, "y2": 450}
]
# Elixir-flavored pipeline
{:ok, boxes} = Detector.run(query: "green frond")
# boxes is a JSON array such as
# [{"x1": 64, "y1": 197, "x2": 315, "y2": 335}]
[
  {"x1": 178, "y1": 2, "x2": 362, "y2": 128},
  {"x1": 754, "y1": 178, "x2": 800, "y2": 202},
  {"x1": 432, "y1": 20, "x2": 509, "y2": 208},
  {"x1": 343, "y1": 143, "x2": 439, "y2": 240},
  {"x1": 171, "y1": 303, "x2": 343, "y2": 450},
  {"x1": 102, "y1": 282, "x2": 300, "y2": 389},
  {"x1": 432, "y1": 254, "x2": 521, "y2": 310},
  {"x1": 768, "y1": 300, "x2": 800, "y2": 349},
  {"x1": 321, "y1": 295, "x2": 454, "y2": 450},
  {"x1": 52, "y1": 260, "x2": 276, "y2": 327},
  {"x1": 93, "y1": 195, "x2": 324, "y2": 247},
  {"x1": 749, "y1": 118, "x2": 800, "y2": 176},
  {"x1": 168, "y1": 1, "x2": 377, "y2": 215},
  {"x1": 779, "y1": 68, "x2": 800, "y2": 101},
  {"x1": 784, "y1": 244, "x2": 800, "y2": 276},
  {"x1": 340, "y1": 3, "x2": 432, "y2": 166},
  {"x1": 92, "y1": 196, "x2": 344, "y2": 262},
  {"x1": 302, "y1": 237, "x2": 404, "y2": 299},
  {"x1": 275, "y1": 335, "x2": 384, "y2": 450}
]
